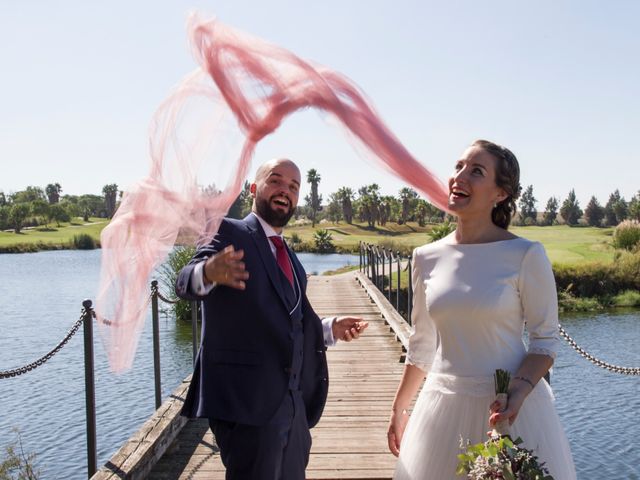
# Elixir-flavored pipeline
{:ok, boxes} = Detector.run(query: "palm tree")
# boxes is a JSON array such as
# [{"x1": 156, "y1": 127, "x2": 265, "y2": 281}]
[
  {"x1": 45, "y1": 183, "x2": 62, "y2": 204},
  {"x1": 306, "y1": 169, "x2": 322, "y2": 227},
  {"x1": 102, "y1": 184, "x2": 119, "y2": 218},
  {"x1": 336, "y1": 187, "x2": 354, "y2": 224},
  {"x1": 398, "y1": 187, "x2": 418, "y2": 224}
]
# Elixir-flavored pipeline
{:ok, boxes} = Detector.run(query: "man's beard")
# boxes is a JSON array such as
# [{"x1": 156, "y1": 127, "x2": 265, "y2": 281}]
[{"x1": 255, "y1": 195, "x2": 296, "y2": 227}]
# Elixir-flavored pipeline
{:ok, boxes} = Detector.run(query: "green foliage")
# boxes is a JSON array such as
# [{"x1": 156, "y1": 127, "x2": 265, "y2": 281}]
[
  {"x1": 286, "y1": 232, "x2": 303, "y2": 251},
  {"x1": 102, "y1": 183, "x2": 119, "y2": 218},
  {"x1": 457, "y1": 435, "x2": 553, "y2": 480},
  {"x1": 10, "y1": 186, "x2": 46, "y2": 204},
  {"x1": 553, "y1": 252, "x2": 640, "y2": 298},
  {"x1": 428, "y1": 220, "x2": 455, "y2": 242},
  {"x1": 313, "y1": 229, "x2": 335, "y2": 253},
  {"x1": 306, "y1": 169, "x2": 322, "y2": 227},
  {"x1": 8, "y1": 204, "x2": 30, "y2": 233},
  {"x1": 71, "y1": 233, "x2": 96, "y2": 250},
  {"x1": 325, "y1": 192, "x2": 343, "y2": 223},
  {"x1": 584, "y1": 196, "x2": 604, "y2": 227},
  {"x1": 559, "y1": 189, "x2": 582, "y2": 225},
  {"x1": 47, "y1": 204, "x2": 70, "y2": 227},
  {"x1": 612, "y1": 219, "x2": 640, "y2": 251},
  {"x1": 227, "y1": 181, "x2": 252, "y2": 219},
  {"x1": 0, "y1": 205, "x2": 9, "y2": 230},
  {"x1": 518, "y1": 185, "x2": 537, "y2": 224},
  {"x1": 611, "y1": 290, "x2": 640, "y2": 307},
  {"x1": 557, "y1": 290, "x2": 603, "y2": 312},
  {"x1": 0, "y1": 428, "x2": 40, "y2": 480},
  {"x1": 377, "y1": 239, "x2": 413, "y2": 256},
  {"x1": 628, "y1": 191, "x2": 640, "y2": 221},
  {"x1": 45, "y1": 183, "x2": 62, "y2": 204},
  {"x1": 335, "y1": 187, "x2": 354, "y2": 224},
  {"x1": 604, "y1": 189, "x2": 628, "y2": 226},
  {"x1": 541, "y1": 197, "x2": 558, "y2": 226},
  {"x1": 160, "y1": 246, "x2": 197, "y2": 322}
]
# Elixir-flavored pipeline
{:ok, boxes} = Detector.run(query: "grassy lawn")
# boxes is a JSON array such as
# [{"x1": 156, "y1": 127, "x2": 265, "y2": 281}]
[
  {"x1": 0, "y1": 218, "x2": 107, "y2": 250},
  {"x1": 285, "y1": 222, "x2": 616, "y2": 265},
  {"x1": 0, "y1": 216, "x2": 616, "y2": 266}
]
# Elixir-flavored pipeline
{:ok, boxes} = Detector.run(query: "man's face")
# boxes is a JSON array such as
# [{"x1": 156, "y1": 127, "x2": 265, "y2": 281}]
[{"x1": 252, "y1": 160, "x2": 301, "y2": 228}]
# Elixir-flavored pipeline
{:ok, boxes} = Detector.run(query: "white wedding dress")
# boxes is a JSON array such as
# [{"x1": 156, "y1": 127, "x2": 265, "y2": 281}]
[{"x1": 395, "y1": 237, "x2": 576, "y2": 480}]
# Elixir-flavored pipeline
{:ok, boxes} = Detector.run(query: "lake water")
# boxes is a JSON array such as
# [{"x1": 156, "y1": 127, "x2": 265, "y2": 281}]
[{"x1": 0, "y1": 250, "x2": 638, "y2": 479}]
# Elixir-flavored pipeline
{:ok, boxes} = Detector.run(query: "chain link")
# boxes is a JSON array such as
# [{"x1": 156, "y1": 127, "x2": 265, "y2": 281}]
[
  {"x1": 0, "y1": 308, "x2": 89, "y2": 379},
  {"x1": 151, "y1": 281, "x2": 180, "y2": 305},
  {"x1": 559, "y1": 324, "x2": 640, "y2": 375}
]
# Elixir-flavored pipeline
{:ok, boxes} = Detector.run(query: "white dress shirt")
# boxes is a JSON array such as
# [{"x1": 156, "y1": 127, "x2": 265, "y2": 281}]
[{"x1": 190, "y1": 212, "x2": 337, "y2": 346}]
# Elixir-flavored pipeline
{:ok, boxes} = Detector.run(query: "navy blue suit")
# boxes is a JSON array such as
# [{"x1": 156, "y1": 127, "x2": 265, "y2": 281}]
[{"x1": 175, "y1": 214, "x2": 329, "y2": 478}]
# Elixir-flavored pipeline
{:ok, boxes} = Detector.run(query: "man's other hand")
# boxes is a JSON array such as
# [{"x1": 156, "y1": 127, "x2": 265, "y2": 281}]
[{"x1": 332, "y1": 316, "x2": 368, "y2": 342}]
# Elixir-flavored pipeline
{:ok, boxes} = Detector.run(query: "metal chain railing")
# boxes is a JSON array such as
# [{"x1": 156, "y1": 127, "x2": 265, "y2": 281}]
[
  {"x1": 0, "y1": 307, "x2": 88, "y2": 379},
  {"x1": 559, "y1": 325, "x2": 640, "y2": 375},
  {"x1": 360, "y1": 240, "x2": 640, "y2": 377}
]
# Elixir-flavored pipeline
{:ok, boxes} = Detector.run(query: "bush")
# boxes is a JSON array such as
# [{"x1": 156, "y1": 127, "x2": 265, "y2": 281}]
[
  {"x1": 428, "y1": 220, "x2": 455, "y2": 242},
  {"x1": 160, "y1": 246, "x2": 197, "y2": 322},
  {"x1": 1, "y1": 428, "x2": 40, "y2": 479},
  {"x1": 377, "y1": 239, "x2": 412, "y2": 257},
  {"x1": 553, "y1": 251, "x2": 640, "y2": 299},
  {"x1": 286, "y1": 232, "x2": 303, "y2": 251},
  {"x1": 71, "y1": 233, "x2": 96, "y2": 250},
  {"x1": 313, "y1": 229, "x2": 335, "y2": 253},
  {"x1": 611, "y1": 290, "x2": 640, "y2": 307},
  {"x1": 612, "y1": 220, "x2": 640, "y2": 251}
]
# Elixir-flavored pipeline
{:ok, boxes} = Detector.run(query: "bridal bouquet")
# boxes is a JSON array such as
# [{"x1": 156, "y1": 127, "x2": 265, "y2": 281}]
[{"x1": 456, "y1": 370, "x2": 554, "y2": 480}]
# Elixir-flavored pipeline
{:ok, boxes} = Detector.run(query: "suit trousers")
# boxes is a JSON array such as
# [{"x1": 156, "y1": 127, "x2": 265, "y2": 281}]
[{"x1": 209, "y1": 390, "x2": 312, "y2": 480}]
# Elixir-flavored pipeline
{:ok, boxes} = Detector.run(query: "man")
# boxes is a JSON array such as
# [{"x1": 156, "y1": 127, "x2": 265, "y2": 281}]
[{"x1": 176, "y1": 158, "x2": 368, "y2": 479}]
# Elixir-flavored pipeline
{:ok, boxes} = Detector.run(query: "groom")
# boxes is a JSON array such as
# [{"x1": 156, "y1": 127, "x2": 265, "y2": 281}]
[{"x1": 175, "y1": 158, "x2": 367, "y2": 479}]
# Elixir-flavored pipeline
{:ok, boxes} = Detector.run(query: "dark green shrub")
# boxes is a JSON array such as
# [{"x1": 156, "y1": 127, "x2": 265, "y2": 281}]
[
  {"x1": 71, "y1": 233, "x2": 96, "y2": 250},
  {"x1": 160, "y1": 245, "x2": 197, "y2": 322},
  {"x1": 313, "y1": 229, "x2": 335, "y2": 253},
  {"x1": 428, "y1": 220, "x2": 455, "y2": 242}
]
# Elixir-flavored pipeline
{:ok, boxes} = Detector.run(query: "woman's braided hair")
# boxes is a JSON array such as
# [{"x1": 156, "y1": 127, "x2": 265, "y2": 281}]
[{"x1": 472, "y1": 139, "x2": 522, "y2": 230}]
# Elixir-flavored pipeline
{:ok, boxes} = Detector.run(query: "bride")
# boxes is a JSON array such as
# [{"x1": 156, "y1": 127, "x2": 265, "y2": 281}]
[{"x1": 388, "y1": 140, "x2": 576, "y2": 479}]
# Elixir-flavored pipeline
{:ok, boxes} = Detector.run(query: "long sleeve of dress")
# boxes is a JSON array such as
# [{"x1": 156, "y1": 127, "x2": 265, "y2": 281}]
[
  {"x1": 405, "y1": 247, "x2": 438, "y2": 373},
  {"x1": 519, "y1": 242, "x2": 560, "y2": 359}
]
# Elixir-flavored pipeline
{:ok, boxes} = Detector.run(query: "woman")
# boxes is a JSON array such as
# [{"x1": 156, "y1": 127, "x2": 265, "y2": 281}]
[{"x1": 388, "y1": 140, "x2": 576, "y2": 479}]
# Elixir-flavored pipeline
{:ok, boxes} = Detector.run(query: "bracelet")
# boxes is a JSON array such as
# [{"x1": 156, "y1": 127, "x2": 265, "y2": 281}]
[
  {"x1": 392, "y1": 408, "x2": 410, "y2": 416},
  {"x1": 513, "y1": 376, "x2": 535, "y2": 390}
]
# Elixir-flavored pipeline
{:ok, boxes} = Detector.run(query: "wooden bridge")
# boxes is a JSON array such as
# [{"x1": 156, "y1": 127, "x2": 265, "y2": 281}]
[{"x1": 92, "y1": 271, "x2": 411, "y2": 479}]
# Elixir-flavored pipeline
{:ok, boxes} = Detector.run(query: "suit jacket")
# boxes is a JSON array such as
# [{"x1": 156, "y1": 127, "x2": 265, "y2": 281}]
[{"x1": 175, "y1": 214, "x2": 329, "y2": 427}]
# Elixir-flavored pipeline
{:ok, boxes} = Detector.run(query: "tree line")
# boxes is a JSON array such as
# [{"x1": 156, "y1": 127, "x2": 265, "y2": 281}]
[
  {"x1": 0, "y1": 183, "x2": 120, "y2": 233},
  {"x1": 3, "y1": 175, "x2": 637, "y2": 234},
  {"x1": 517, "y1": 185, "x2": 640, "y2": 227},
  {"x1": 227, "y1": 168, "x2": 446, "y2": 228},
  {"x1": 230, "y1": 170, "x2": 640, "y2": 228}
]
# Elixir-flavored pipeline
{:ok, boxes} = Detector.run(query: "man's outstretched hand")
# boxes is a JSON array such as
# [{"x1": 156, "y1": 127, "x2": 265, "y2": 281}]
[
  {"x1": 204, "y1": 246, "x2": 250, "y2": 290},
  {"x1": 332, "y1": 316, "x2": 368, "y2": 342}
]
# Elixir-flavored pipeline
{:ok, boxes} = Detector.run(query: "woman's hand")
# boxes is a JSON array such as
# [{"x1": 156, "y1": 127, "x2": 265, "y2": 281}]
[
  {"x1": 488, "y1": 380, "x2": 531, "y2": 428},
  {"x1": 387, "y1": 409, "x2": 410, "y2": 457}
]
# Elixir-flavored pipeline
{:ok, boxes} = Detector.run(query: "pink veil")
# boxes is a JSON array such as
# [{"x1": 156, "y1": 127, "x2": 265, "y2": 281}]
[{"x1": 96, "y1": 14, "x2": 449, "y2": 372}]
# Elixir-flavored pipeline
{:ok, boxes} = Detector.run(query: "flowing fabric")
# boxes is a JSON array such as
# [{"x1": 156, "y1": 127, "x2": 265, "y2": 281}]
[{"x1": 96, "y1": 14, "x2": 449, "y2": 372}]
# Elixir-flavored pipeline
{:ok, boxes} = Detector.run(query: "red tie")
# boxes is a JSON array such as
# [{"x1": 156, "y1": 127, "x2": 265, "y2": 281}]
[
  {"x1": 269, "y1": 236, "x2": 294, "y2": 286},
  {"x1": 269, "y1": 235, "x2": 293, "y2": 287}
]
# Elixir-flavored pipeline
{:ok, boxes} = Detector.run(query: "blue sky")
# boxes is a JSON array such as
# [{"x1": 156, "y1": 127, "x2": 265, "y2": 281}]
[{"x1": 1, "y1": 0, "x2": 638, "y2": 209}]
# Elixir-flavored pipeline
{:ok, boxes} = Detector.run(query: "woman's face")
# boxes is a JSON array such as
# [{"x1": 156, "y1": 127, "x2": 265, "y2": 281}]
[{"x1": 447, "y1": 146, "x2": 507, "y2": 218}]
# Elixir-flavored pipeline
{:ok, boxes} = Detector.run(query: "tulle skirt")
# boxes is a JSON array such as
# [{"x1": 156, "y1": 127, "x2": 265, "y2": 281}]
[{"x1": 394, "y1": 373, "x2": 576, "y2": 480}]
